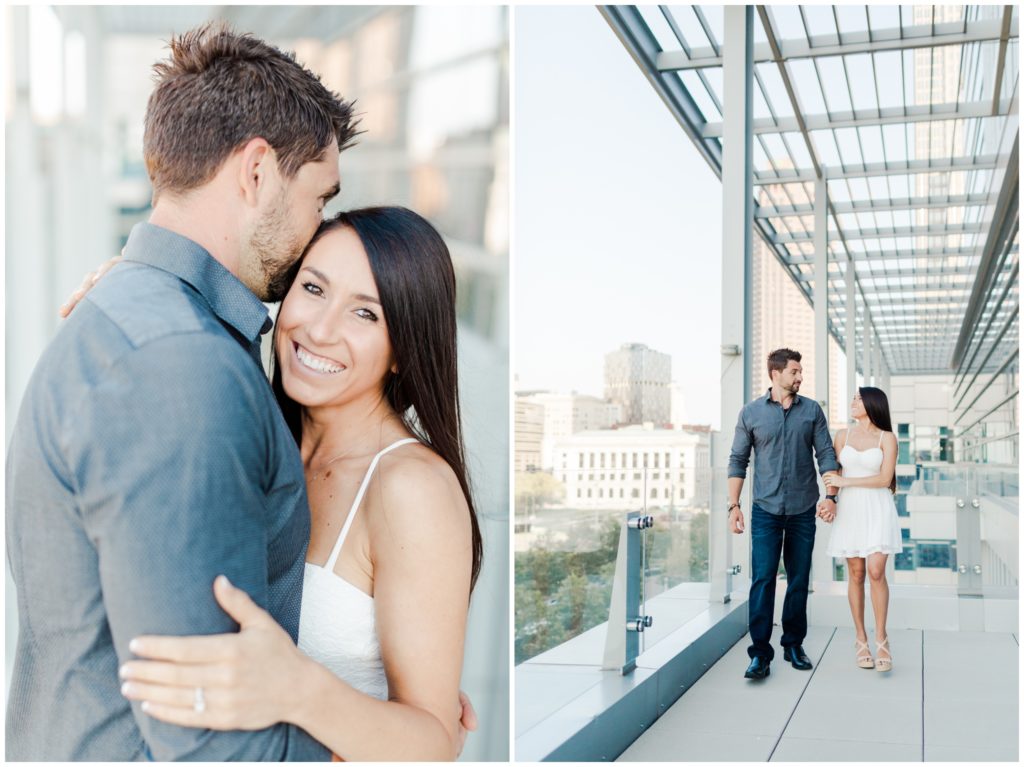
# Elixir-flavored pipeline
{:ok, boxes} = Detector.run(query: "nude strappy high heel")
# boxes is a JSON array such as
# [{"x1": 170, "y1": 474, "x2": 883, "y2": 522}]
[
  {"x1": 855, "y1": 638, "x2": 875, "y2": 669},
  {"x1": 874, "y1": 636, "x2": 892, "y2": 672}
]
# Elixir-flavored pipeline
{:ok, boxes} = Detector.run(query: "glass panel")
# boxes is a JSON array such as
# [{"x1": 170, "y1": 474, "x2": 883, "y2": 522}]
[
  {"x1": 801, "y1": 5, "x2": 838, "y2": 39},
  {"x1": 640, "y1": 6, "x2": 684, "y2": 51},
  {"x1": 663, "y1": 5, "x2": 712, "y2": 50},
  {"x1": 767, "y1": 5, "x2": 806, "y2": 42},
  {"x1": 845, "y1": 53, "x2": 877, "y2": 111},
  {"x1": 698, "y1": 4, "x2": 724, "y2": 48},
  {"x1": 816, "y1": 57, "x2": 852, "y2": 113},
  {"x1": 677, "y1": 71, "x2": 721, "y2": 122},
  {"x1": 756, "y1": 63, "x2": 795, "y2": 118},
  {"x1": 788, "y1": 59, "x2": 827, "y2": 115}
]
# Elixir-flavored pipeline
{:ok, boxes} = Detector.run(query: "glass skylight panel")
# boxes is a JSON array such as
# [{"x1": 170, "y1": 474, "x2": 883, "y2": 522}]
[
  {"x1": 881, "y1": 124, "x2": 907, "y2": 163},
  {"x1": 701, "y1": 66, "x2": 725, "y2": 109},
  {"x1": 827, "y1": 178, "x2": 849, "y2": 202},
  {"x1": 889, "y1": 174, "x2": 910, "y2": 199},
  {"x1": 664, "y1": 5, "x2": 712, "y2": 51},
  {"x1": 783, "y1": 131, "x2": 813, "y2": 169},
  {"x1": 755, "y1": 63, "x2": 794, "y2": 118},
  {"x1": 837, "y1": 212, "x2": 858, "y2": 230},
  {"x1": 801, "y1": 5, "x2": 837, "y2": 41},
  {"x1": 845, "y1": 54, "x2": 878, "y2": 112},
  {"x1": 753, "y1": 81, "x2": 773, "y2": 121},
  {"x1": 867, "y1": 5, "x2": 901, "y2": 33},
  {"x1": 847, "y1": 176, "x2": 870, "y2": 200},
  {"x1": 835, "y1": 4, "x2": 869, "y2": 38},
  {"x1": 753, "y1": 140, "x2": 774, "y2": 173},
  {"x1": 810, "y1": 129, "x2": 841, "y2": 167},
  {"x1": 834, "y1": 127, "x2": 863, "y2": 166},
  {"x1": 902, "y1": 50, "x2": 916, "y2": 107},
  {"x1": 760, "y1": 132, "x2": 789, "y2": 167},
  {"x1": 677, "y1": 71, "x2": 721, "y2": 121},
  {"x1": 867, "y1": 174, "x2": 890, "y2": 200},
  {"x1": 787, "y1": 58, "x2": 827, "y2": 115},
  {"x1": 893, "y1": 209, "x2": 912, "y2": 228},
  {"x1": 766, "y1": 5, "x2": 805, "y2": 44},
  {"x1": 854, "y1": 210, "x2": 875, "y2": 233},
  {"x1": 697, "y1": 5, "x2": 723, "y2": 49},
  {"x1": 875, "y1": 210, "x2": 896, "y2": 231},
  {"x1": 817, "y1": 56, "x2": 852, "y2": 113},
  {"x1": 639, "y1": 6, "x2": 682, "y2": 52}
]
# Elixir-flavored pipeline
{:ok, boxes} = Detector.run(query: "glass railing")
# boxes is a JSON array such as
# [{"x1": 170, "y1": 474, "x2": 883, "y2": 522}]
[
  {"x1": 514, "y1": 465, "x2": 712, "y2": 665},
  {"x1": 896, "y1": 463, "x2": 1018, "y2": 596}
]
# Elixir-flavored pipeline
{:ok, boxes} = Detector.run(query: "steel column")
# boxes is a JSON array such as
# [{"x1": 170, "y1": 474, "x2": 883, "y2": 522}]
[
  {"x1": 846, "y1": 260, "x2": 857, "y2": 406},
  {"x1": 710, "y1": 5, "x2": 753, "y2": 604}
]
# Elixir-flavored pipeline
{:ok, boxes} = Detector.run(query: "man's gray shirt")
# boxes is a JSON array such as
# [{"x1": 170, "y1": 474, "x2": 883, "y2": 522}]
[
  {"x1": 5, "y1": 223, "x2": 329, "y2": 761},
  {"x1": 727, "y1": 388, "x2": 839, "y2": 515}
]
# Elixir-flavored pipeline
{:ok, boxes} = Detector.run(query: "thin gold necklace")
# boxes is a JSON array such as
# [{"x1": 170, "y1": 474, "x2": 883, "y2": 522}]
[{"x1": 307, "y1": 446, "x2": 359, "y2": 482}]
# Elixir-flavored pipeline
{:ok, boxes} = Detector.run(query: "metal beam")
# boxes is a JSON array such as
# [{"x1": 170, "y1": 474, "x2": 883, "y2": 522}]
[
  {"x1": 772, "y1": 221, "x2": 986, "y2": 244},
  {"x1": 814, "y1": 175, "x2": 829, "y2": 413},
  {"x1": 954, "y1": 305, "x2": 1020, "y2": 412},
  {"x1": 656, "y1": 17, "x2": 1017, "y2": 71},
  {"x1": 954, "y1": 348, "x2": 1020, "y2": 426},
  {"x1": 756, "y1": 193, "x2": 993, "y2": 217},
  {"x1": 992, "y1": 6, "x2": 1014, "y2": 116},
  {"x1": 753, "y1": 156, "x2": 1000, "y2": 183},
  {"x1": 955, "y1": 261, "x2": 1020, "y2": 396},
  {"x1": 702, "y1": 101, "x2": 1009, "y2": 138},
  {"x1": 952, "y1": 135, "x2": 1019, "y2": 368}
]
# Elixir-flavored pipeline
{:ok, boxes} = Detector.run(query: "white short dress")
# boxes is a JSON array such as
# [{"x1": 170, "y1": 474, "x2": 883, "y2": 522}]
[{"x1": 826, "y1": 430, "x2": 904, "y2": 559}]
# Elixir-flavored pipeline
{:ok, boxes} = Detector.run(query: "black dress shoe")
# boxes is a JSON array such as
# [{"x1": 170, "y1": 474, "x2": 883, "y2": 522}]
[
  {"x1": 744, "y1": 656, "x2": 770, "y2": 679},
  {"x1": 783, "y1": 645, "x2": 813, "y2": 670}
]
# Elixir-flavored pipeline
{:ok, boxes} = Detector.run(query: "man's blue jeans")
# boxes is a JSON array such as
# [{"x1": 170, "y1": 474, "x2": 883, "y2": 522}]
[{"x1": 747, "y1": 503, "x2": 816, "y2": 660}]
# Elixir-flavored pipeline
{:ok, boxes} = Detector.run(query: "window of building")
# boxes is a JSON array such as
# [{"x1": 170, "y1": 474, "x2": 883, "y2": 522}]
[
  {"x1": 631, "y1": 488, "x2": 640, "y2": 498},
  {"x1": 578, "y1": 453, "x2": 584, "y2": 469},
  {"x1": 587, "y1": 489, "x2": 592, "y2": 498},
  {"x1": 653, "y1": 453, "x2": 659, "y2": 468},
  {"x1": 664, "y1": 452, "x2": 670, "y2": 468},
  {"x1": 600, "y1": 452, "x2": 605, "y2": 468},
  {"x1": 619, "y1": 488, "x2": 624, "y2": 498},
  {"x1": 589, "y1": 453, "x2": 595, "y2": 469}
]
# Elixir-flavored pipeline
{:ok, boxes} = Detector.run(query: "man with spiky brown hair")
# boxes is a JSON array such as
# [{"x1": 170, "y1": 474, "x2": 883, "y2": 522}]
[{"x1": 6, "y1": 24, "x2": 355, "y2": 760}]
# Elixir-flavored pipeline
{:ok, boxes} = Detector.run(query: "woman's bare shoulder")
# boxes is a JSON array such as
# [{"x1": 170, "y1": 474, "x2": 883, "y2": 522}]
[{"x1": 369, "y1": 442, "x2": 470, "y2": 537}]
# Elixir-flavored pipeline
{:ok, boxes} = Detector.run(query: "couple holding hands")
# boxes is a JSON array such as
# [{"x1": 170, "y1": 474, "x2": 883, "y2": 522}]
[{"x1": 727, "y1": 348, "x2": 903, "y2": 680}]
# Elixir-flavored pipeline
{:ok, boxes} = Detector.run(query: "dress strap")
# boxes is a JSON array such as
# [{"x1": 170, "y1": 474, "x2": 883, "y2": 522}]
[
  {"x1": 324, "y1": 438, "x2": 420, "y2": 571},
  {"x1": 877, "y1": 428, "x2": 884, "y2": 448}
]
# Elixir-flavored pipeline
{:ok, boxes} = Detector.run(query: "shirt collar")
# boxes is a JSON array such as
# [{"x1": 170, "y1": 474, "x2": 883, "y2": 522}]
[
  {"x1": 764, "y1": 387, "x2": 802, "y2": 407},
  {"x1": 122, "y1": 222, "x2": 273, "y2": 342}
]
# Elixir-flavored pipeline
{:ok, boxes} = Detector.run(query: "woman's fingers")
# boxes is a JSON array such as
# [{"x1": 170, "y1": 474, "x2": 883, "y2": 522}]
[
  {"x1": 129, "y1": 633, "x2": 236, "y2": 663},
  {"x1": 121, "y1": 679, "x2": 200, "y2": 709},
  {"x1": 137, "y1": 700, "x2": 235, "y2": 732},
  {"x1": 120, "y1": 659, "x2": 232, "y2": 688}
]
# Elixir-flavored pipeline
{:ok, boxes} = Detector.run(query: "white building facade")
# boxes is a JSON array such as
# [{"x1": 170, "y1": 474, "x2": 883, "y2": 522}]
[
  {"x1": 517, "y1": 391, "x2": 622, "y2": 469},
  {"x1": 551, "y1": 425, "x2": 710, "y2": 510}
]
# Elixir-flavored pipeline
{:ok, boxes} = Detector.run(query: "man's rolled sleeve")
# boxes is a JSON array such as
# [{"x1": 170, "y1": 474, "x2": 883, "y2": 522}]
[
  {"x1": 812, "y1": 405, "x2": 840, "y2": 475},
  {"x1": 727, "y1": 409, "x2": 753, "y2": 479},
  {"x1": 70, "y1": 334, "x2": 328, "y2": 761}
]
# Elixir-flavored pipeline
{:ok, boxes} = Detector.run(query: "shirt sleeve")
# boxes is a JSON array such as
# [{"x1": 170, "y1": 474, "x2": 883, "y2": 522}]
[
  {"x1": 69, "y1": 333, "x2": 329, "y2": 762},
  {"x1": 727, "y1": 407, "x2": 753, "y2": 479},
  {"x1": 812, "y1": 404, "x2": 840, "y2": 475}
]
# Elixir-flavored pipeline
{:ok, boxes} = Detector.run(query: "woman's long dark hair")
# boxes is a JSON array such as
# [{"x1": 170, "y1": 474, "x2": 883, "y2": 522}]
[
  {"x1": 859, "y1": 386, "x2": 896, "y2": 493},
  {"x1": 271, "y1": 207, "x2": 483, "y2": 593}
]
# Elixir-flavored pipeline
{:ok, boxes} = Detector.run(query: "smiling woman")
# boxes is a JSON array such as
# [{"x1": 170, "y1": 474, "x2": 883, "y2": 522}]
[{"x1": 117, "y1": 206, "x2": 483, "y2": 761}]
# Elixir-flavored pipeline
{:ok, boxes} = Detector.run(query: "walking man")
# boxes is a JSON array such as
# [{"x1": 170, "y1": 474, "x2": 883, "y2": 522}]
[{"x1": 726, "y1": 348, "x2": 839, "y2": 679}]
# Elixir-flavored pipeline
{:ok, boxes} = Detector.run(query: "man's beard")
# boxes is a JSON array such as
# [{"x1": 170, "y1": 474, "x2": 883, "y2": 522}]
[{"x1": 244, "y1": 192, "x2": 306, "y2": 302}]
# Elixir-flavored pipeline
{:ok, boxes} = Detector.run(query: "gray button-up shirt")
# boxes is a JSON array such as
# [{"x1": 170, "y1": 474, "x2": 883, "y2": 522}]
[
  {"x1": 6, "y1": 223, "x2": 329, "y2": 761},
  {"x1": 727, "y1": 388, "x2": 839, "y2": 515}
]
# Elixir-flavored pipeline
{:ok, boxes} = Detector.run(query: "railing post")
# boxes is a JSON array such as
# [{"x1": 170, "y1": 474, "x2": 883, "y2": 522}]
[{"x1": 602, "y1": 511, "x2": 654, "y2": 674}]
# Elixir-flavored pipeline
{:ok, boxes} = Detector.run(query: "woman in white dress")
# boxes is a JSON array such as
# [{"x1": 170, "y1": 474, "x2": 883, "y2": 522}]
[
  {"x1": 110, "y1": 207, "x2": 482, "y2": 759},
  {"x1": 823, "y1": 387, "x2": 902, "y2": 672}
]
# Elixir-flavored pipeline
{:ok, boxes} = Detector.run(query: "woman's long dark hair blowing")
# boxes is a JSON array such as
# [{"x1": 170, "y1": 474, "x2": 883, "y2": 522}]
[
  {"x1": 859, "y1": 386, "x2": 896, "y2": 494},
  {"x1": 271, "y1": 207, "x2": 483, "y2": 593}
]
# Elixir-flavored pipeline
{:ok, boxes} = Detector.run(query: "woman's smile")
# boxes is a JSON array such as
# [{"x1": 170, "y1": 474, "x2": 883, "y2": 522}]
[{"x1": 293, "y1": 340, "x2": 346, "y2": 376}]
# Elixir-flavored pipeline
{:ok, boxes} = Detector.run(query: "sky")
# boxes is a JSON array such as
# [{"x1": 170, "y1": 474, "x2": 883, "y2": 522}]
[{"x1": 514, "y1": 5, "x2": 725, "y2": 427}]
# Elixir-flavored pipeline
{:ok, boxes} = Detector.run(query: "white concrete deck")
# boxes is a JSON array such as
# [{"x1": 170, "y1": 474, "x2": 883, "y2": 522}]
[{"x1": 618, "y1": 625, "x2": 1019, "y2": 762}]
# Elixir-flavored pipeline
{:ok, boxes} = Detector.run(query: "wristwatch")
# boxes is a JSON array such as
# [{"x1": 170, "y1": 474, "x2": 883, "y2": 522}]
[
  {"x1": 825, "y1": 494, "x2": 838, "y2": 504},
  {"x1": 727, "y1": 501, "x2": 741, "y2": 513}
]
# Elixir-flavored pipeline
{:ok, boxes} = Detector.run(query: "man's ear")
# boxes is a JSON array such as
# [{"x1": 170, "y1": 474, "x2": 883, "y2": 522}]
[{"x1": 237, "y1": 137, "x2": 274, "y2": 207}]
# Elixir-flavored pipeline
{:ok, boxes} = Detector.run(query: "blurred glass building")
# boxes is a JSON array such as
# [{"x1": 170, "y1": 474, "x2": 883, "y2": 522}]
[{"x1": 5, "y1": 5, "x2": 508, "y2": 760}]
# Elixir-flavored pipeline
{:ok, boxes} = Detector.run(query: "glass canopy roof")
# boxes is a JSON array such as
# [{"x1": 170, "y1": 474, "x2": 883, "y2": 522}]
[{"x1": 606, "y1": 5, "x2": 1019, "y2": 376}]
